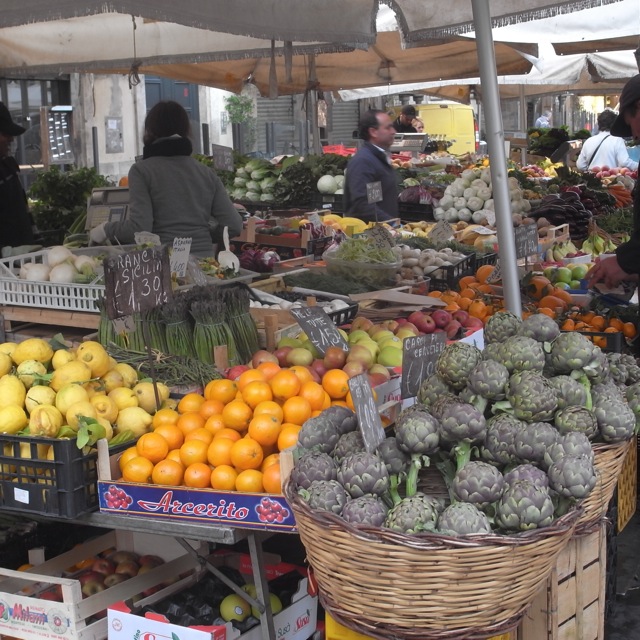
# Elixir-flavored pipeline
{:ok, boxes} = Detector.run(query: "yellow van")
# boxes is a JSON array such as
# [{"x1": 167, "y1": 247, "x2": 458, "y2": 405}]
[{"x1": 394, "y1": 102, "x2": 478, "y2": 156}]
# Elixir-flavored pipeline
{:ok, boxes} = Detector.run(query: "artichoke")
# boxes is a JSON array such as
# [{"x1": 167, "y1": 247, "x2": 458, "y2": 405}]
[
  {"x1": 548, "y1": 454, "x2": 596, "y2": 499},
  {"x1": 376, "y1": 436, "x2": 410, "y2": 477},
  {"x1": 468, "y1": 359, "x2": 510, "y2": 400},
  {"x1": 548, "y1": 332, "x2": 596, "y2": 373},
  {"x1": 384, "y1": 493, "x2": 439, "y2": 533},
  {"x1": 290, "y1": 451, "x2": 337, "y2": 489},
  {"x1": 495, "y1": 480, "x2": 555, "y2": 531},
  {"x1": 518, "y1": 312, "x2": 560, "y2": 343},
  {"x1": 593, "y1": 399, "x2": 636, "y2": 442},
  {"x1": 302, "y1": 480, "x2": 350, "y2": 514},
  {"x1": 583, "y1": 348, "x2": 610, "y2": 385},
  {"x1": 592, "y1": 380, "x2": 625, "y2": 405},
  {"x1": 332, "y1": 431, "x2": 366, "y2": 463},
  {"x1": 554, "y1": 406, "x2": 598, "y2": 439},
  {"x1": 484, "y1": 311, "x2": 522, "y2": 344},
  {"x1": 321, "y1": 405, "x2": 358, "y2": 435},
  {"x1": 625, "y1": 382, "x2": 640, "y2": 422},
  {"x1": 482, "y1": 342, "x2": 504, "y2": 362},
  {"x1": 480, "y1": 413, "x2": 524, "y2": 467},
  {"x1": 417, "y1": 373, "x2": 456, "y2": 407},
  {"x1": 513, "y1": 421, "x2": 560, "y2": 464},
  {"x1": 543, "y1": 432, "x2": 593, "y2": 470},
  {"x1": 297, "y1": 415, "x2": 340, "y2": 454},
  {"x1": 338, "y1": 452, "x2": 390, "y2": 499},
  {"x1": 437, "y1": 502, "x2": 492, "y2": 536},
  {"x1": 547, "y1": 375, "x2": 588, "y2": 410},
  {"x1": 436, "y1": 342, "x2": 483, "y2": 391},
  {"x1": 503, "y1": 463, "x2": 549, "y2": 489},
  {"x1": 502, "y1": 371, "x2": 558, "y2": 422},
  {"x1": 452, "y1": 461, "x2": 505, "y2": 508},
  {"x1": 341, "y1": 495, "x2": 389, "y2": 527},
  {"x1": 620, "y1": 354, "x2": 640, "y2": 384},
  {"x1": 608, "y1": 353, "x2": 630, "y2": 386},
  {"x1": 439, "y1": 401, "x2": 487, "y2": 472},
  {"x1": 497, "y1": 336, "x2": 546, "y2": 374}
]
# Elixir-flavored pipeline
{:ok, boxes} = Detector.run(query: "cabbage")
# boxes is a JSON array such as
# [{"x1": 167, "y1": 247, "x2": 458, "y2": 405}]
[
  {"x1": 317, "y1": 175, "x2": 338, "y2": 194},
  {"x1": 260, "y1": 177, "x2": 277, "y2": 192},
  {"x1": 246, "y1": 191, "x2": 261, "y2": 202},
  {"x1": 445, "y1": 208, "x2": 459, "y2": 222},
  {"x1": 234, "y1": 176, "x2": 248, "y2": 187},
  {"x1": 245, "y1": 159, "x2": 269, "y2": 173},
  {"x1": 246, "y1": 180, "x2": 261, "y2": 193},
  {"x1": 232, "y1": 189, "x2": 247, "y2": 200},
  {"x1": 236, "y1": 168, "x2": 248, "y2": 178},
  {"x1": 463, "y1": 187, "x2": 478, "y2": 200},
  {"x1": 251, "y1": 169, "x2": 271, "y2": 181},
  {"x1": 260, "y1": 193, "x2": 275, "y2": 202},
  {"x1": 334, "y1": 175, "x2": 345, "y2": 188}
]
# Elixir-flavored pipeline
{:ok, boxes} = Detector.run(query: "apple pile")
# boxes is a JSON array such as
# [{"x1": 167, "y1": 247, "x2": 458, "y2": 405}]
[
  {"x1": 542, "y1": 263, "x2": 592, "y2": 291},
  {"x1": 590, "y1": 165, "x2": 637, "y2": 180}
]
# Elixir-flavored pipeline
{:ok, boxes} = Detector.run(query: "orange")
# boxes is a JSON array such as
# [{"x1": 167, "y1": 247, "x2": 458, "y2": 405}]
[
  {"x1": 345, "y1": 388, "x2": 377, "y2": 411},
  {"x1": 199, "y1": 399, "x2": 225, "y2": 419},
  {"x1": 179, "y1": 439, "x2": 209, "y2": 466},
  {"x1": 608, "y1": 317, "x2": 625, "y2": 331},
  {"x1": 322, "y1": 369, "x2": 350, "y2": 399},
  {"x1": 468, "y1": 299, "x2": 489, "y2": 320},
  {"x1": 203, "y1": 413, "x2": 226, "y2": 436},
  {"x1": 277, "y1": 424, "x2": 301, "y2": 451},
  {"x1": 538, "y1": 295, "x2": 568, "y2": 313},
  {"x1": 322, "y1": 392, "x2": 332, "y2": 410},
  {"x1": 210, "y1": 465, "x2": 238, "y2": 491},
  {"x1": 476, "y1": 264, "x2": 495, "y2": 284},
  {"x1": 253, "y1": 400, "x2": 284, "y2": 423},
  {"x1": 262, "y1": 463, "x2": 282, "y2": 494},
  {"x1": 152, "y1": 407, "x2": 179, "y2": 429},
  {"x1": 298, "y1": 381, "x2": 326, "y2": 411},
  {"x1": 118, "y1": 446, "x2": 140, "y2": 473},
  {"x1": 152, "y1": 424, "x2": 184, "y2": 451},
  {"x1": 221, "y1": 400, "x2": 253, "y2": 431},
  {"x1": 458, "y1": 275, "x2": 478, "y2": 290},
  {"x1": 185, "y1": 427, "x2": 214, "y2": 445},
  {"x1": 270, "y1": 370, "x2": 302, "y2": 402},
  {"x1": 288, "y1": 365, "x2": 313, "y2": 385},
  {"x1": 136, "y1": 432, "x2": 170, "y2": 464},
  {"x1": 261, "y1": 453, "x2": 280, "y2": 471},
  {"x1": 122, "y1": 456, "x2": 154, "y2": 483},
  {"x1": 151, "y1": 459, "x2": 184, "y2": 486},
  {"x1": 207, "y1": 437, "x2": 235, "y2": 467},
  {"x1": 256, "y1": 361, "x2": 281, "y2": 381},
  {"x1": 235, "y1": 469, "x2": 264, "y2": 493},
  {"x1": 237, "y1": 369, "x2": 265, "y2": 392},
  {"x1": 248, "y1": 414, "x2": 282, "y2": 447},
  {"x1": 204, "y1": 379, "x2": 238, "y2": 404},
  {"x1": 241, "y1": 381, "x2": 273, "y2": 409},
  {"x1": 177, "y1": 392, "x2": 206, "y2": 414},
  {"x1": 230, "y1": 437, "x2": 264, "y2": 471},
  {"x1": 177, "y1": 411, "x2": 206, "y2": 435},
  {"x1": 214, "y1": 427, "x2": 243, "y2": 442},
  {"x1": 623, "y1": 322, "x2": 637, "y2": 339},
  {"x1": 282, "y1": 396, "x2": 312, "y2": 426},
  {"x1": 166, "y1": 449, "x2": 184, "y2": 465},
  {"x1": 589, "y1": 315, "x2": 606, "y2": 331},
  {"x1": 331, "y1": 400, "x2": 350, "y2": 408},
  {"x1": 310, "y1": 410, "x2": 323, "y2": 418},
  {"x1": 184, "y1": 462, "x2": 213, "y2": 488}
]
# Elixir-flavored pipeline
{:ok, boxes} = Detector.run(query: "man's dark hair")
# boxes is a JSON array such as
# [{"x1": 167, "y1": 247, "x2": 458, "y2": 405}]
[
  {"x1": 597, "y1": 109, "x2": 617, "y2": 131},
  {"x1": 143, "y1": 100, "x2": 192, "y2": 146},
  {"x1": 358, "y1": 109, "x2": 385, "y2": 141},
  {"x1": 401, "y1": 104, "x2": 417, "y2": 118}
]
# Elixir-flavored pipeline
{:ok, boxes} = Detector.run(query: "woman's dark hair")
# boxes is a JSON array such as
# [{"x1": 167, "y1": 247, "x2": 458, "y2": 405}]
[
  {"x1": 143, "y1": 100, "x2": 192, "y2": 145},
  {"x1": 358, "y1": 109, "x2": 385, "y2": 141},
  {"x1": 597, "y1": 109, "x2": 617, "y2": 131}
]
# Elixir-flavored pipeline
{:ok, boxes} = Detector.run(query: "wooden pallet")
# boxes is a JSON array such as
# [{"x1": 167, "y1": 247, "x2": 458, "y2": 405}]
[{"x1": 1, "y1": 305, "x2": 100, "y2": 331}]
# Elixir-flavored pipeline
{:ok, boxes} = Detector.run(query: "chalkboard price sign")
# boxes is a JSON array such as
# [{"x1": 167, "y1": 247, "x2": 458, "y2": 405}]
[
  {"x1": 401, "y1": 333, "x2": 447, "y2": 399},
  {"x1": 290, "y1": 306, "x2": 349, "y2": 356},
  {"x1": 104, "y1": 246, "x2": 173, "y2": 320},
  {"x1": 514, "y1": 223, "x2": 539, "y2": 259},
  {"x1": 211, "y1": 144, "x2": 235, "y2": 172},
  {"x1": 348, "y1": 374, "x2": 385, "y2": 453},
  {"x1": 364, "y1": 225, "x2": 395, "y2": 249},
  {"x1": 366, "y1": 181, "x2": 383, "y2": 204}
]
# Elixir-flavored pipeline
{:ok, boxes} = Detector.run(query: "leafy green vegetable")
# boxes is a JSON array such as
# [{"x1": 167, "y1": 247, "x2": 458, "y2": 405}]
[{"x1": 332, "y1": 237, "x2": 398, "y2": 264}]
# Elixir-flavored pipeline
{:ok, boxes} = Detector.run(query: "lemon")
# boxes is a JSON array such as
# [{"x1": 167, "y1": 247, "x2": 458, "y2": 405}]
[
  {"x1": 113, "y1": 363, "x2": 138, "y2": 389},
  {"x1": 25, "y1": 385, "x2": 57, "y2": 414},
  {"x1": 65, "y1": 401, "x2": 97, "y2": 430},
  {"x1": 50, "y1": 361, "x2": 92, "y2": 392},
  {"x1": 55, "y1": 383, "x2": 90, "y2": 415},
  {"x1": 0, "y1": 375, "x2": 27, "y2": 409},
  {"x1": 116, "y1": 406, "x2": 152, "y2": 437},
  {"x1": 100, "y1": 369, "x2": 125, "y2": 394},
  {"x1": 12, "y1": 338, "x2": 54, "y2": 366},
  {"x1": 90, "y1": 394, "x2": 119, "y2": 423},
  {"x1": 29, "y1": 405, "x2": 64, "y2": 437},
  {"x1": 51, "y1": 349, "x2": 76, "y2": 370},
  {"x1": 0, "y1": 353, "x2": 13, "y2": 378},
  {"x1": 75, "y1": 341, "x2": 111, "y2": 378},
  {"x1": 84, "y1": 380, "x2": 105, "y2": 398},
  {"x1": 133, "y1": 381, "x2": 167, "y2": 414},
  {"x1": 0, "y1": 405, "x2": 28, "y2": 434},
  {"x1": 16, "y1": 360, "x2": 48, "y2": 389},
  {"x1": 107, "y1": 356, "x2": 118, "y2": 370},
  {"x1": 96, "y1": 416, "x2": 114, "y2": 441},
  {"x1": 161, "y1": 398, "x2": 178, "y2": 410},
  {"x1": 0, "y1": 343, "x2": 17, "y2": 358},
  {"x1": 108, "y1": 387, "x2": 139, "y2": 411}
]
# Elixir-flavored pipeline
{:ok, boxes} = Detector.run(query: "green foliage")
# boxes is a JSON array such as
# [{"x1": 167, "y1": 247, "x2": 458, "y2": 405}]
[
  {"x1": 224, "y1": 95, "x2": 256, "y2": 151},
  {"x1": 29, "y1": 166, "x2": 114, "y2": 232}
]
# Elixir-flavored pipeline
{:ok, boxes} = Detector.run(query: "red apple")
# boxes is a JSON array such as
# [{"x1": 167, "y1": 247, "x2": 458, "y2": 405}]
[
  {"x1": 464, "y1": 316, "x2": 485, "y2": 330},
  {"x1": 431, "y1": 309, "x2": 453, "y2": 329},
  {"x1": 138, "y1": 555, "x2": 164, "y2": 568},
  {"x1": 416, "y1": 314, "x2": 436, "y2": 334},
  {"x1": 342, "y1": 361, "x2": 366, "y2": 378},
  {"x1": 453, "y1": 310, "x2": 470, "y2": 326},
  {"x1": 82, "y1": 581, "x2": 106, "y2": 597},
  {"x1": 323, "y1": 346, "x2": 348, "y2": 370},
  {"x1": 273, "y1": 346, "x2": 293, "y2": 367},
  {"x1": 445, "y1": 320, "x2": 463, "y2": 340},
  {"x1": 251, "y1": 350, "x2": 278, "y2": 368},
  {"x1": 346, "y1": 344, "x2": 374, "y2": 370},
  {"x1": 407, "y1": 310, "x2": 426, "y2": 327},
  {"x1": 304, "y1": 365, "x2": 321, "y2": 383},
  {"x1": 104, "y1": 573, "x2": 129, "y2": 587},
  {"x1": 350, "y1": 317, "x2": 373, "y2": 333},
  {"x1": 225, "y1": 364, "x2": 250, "y2": 380},
  {"x1": 115, "y1": 561, "x2": 140, "y2": 577},
  {"x1": 40, "y1": 586, "x2": 62, "y2": 602},
  {"x1": 368, "y1": 372, "x2": 390, "y2": 388},
  {"x1": 395, "y1": 317, "x2": 408, "y2": 326},
  {"x1": 92, "y1": 559, "x2": 116, "y2": 576},
  {"x1": 310, "y1": 359, "x2": 328, "y2": 379},
  {"x1": 369, "y1": 364, "x2": 391, "y2": 381},
  {"x1": 109, "y1": 550, "x2": 140, "y2": 565},
  {"x1": 78, "y1": 571, "x2": 106, "y2": 586}
]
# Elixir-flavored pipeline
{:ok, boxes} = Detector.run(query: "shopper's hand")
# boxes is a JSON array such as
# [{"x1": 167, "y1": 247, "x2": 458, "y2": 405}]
[
  {"x1": 585, "y1": 256, "x2": 631, "y2": 289},
  {"x1": 89, "y1": 222, "x2": 108, "y2": 245}
]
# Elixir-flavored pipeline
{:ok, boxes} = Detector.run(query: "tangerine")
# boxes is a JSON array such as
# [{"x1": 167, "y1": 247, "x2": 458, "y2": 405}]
[
  {"x1": 623, "y1": 322, "x2": 637, "y2": 339},
  {"x1": 237, "y1": 369, "x2": 265, "y2": 391},
  {"x1": 203, "y1": 413, "x2": 226, "y2": 436},
  {"x1": 288, "y1": 365, "x2": 313, "y2": 385},
  {"x1": 152, "y1": 424, "x2": 184, "y2": 451},
  {"x1": 214, "y1": 428, "x2": 243, "y2": 442},
  {"x1": 270, "y1": 370, "x2": 302, "y2": 401},
  {"x1": 241, "y1": 380, "x2": 273, "y2": 409},
  {"x1": 253, "y1": 400, "x2": 284, "y2": 423},
  {"x1": 298, "y1": 381, "x2": 326, "y2": 411},
  {"x1": 607, "y1": 317, "x2": 625, "y2": 331},
  {"x1": 207, "y1": 437, "x2": 235, "y2": 467},
  {"x1": 261, "y1": 453, "x2": 280, "y2": 471},
  {"x1": 136, "y1": 432, "x2": 170, "y2": 464},
  {"x1": 179, "y1": 439, "x2": 209, "y2": 466},
  {"x1": 151, "y1": 459, "x2": 184, "y2": 486},
  {"x1": 122, "y1": 456, "x2": 154, "y2": 483},
  {"x1": 256, "y1": 361, "x2": 281, "y2": 380},
  {"x1": 262, "y1": 463, "x2": 282, "y2": 494},
  {"x1": 199, "y1": 399, "x2": 225, "y2": 419},
  {"x1": 230, "y1": 437, "x2": 264, "y2": 470},
  {"x1": 210, "y1": 465, "x2": 238, "y2": 491},
  {"x1": 184, "y1": 462, "x2": 213, "y2": 488},
  {"x1": 277, "y1": 424, "x2": 301, "y2": 450},
  {"x1": 152, "y1": 407, "x2": 179, "y2": 429},
  {"x1": 282, "y1": 396, "x2": 312, "y2": 425},
  {"x1": 248, "y1": 414, "x2": 281, "y2": 447},
  {"x1": 221, "y1": 399, "x2": 253, "y2": 431},
  {"x1": 476, "y1": 265, "x2": 495, "y2": 284},
  {"x1": 177, "y1": 411, "x2": 206, "y2": 435},
  {"x1": 185, "y1": 427, "x2": 214, "y2": 445},
  {"x1": 166, "y1": 449, "x2": 184, "y2": 465},
  {"x1": 322, "y1": 369, "x2": 350, "y2": 399},
  {"x1": 119, "y1": 446, "x2": 140, "y2": 473},
  {"x1": 235, "y1": 469, "x2": 264, "y2": 493},
  {"x1": 177, "y1": 392, "x2": 206, "y2": 414},
  {"x1": 204, "y1": 379, "x2": 238, "y2": 404}
]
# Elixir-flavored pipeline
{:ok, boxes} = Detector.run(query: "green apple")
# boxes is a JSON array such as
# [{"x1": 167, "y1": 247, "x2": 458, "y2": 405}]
[
  {"x1": 220, "y1": 594, "x2": 250, "y2": 622},
  {"x1": 358, "y1": 340, "x2": 380, "y2": 358},
  {"x1": 370, "y1": 329, "x2": 395, "y2": 343},
  {"x1": 338, "y1": 328, "x2": 349, "y2": 342},
  {"x1": 554, "y1": 281, "x2": 571, "y2": 290},
  {"x1": 543, "y1": 266, "x2": 557, "y2": 281},
  {"x1": 348, "y1": 330, "x2": 370, "y2": 344},
  {"x1": 277, "y1": 337, "x2": 303, "y2": 349},
  {"x1": 300, "y1": 340, "x2": 321, "y2": 359},
  {"x1": 570, "y1": 280, "x2": 583, "y2": 290},
  {"x1": 377, "y1": 346, "x2": 402, "y2": 367},
  {"x1": 378, "y1": 336, "x2": 403, "y2": 349},
  {"x1": 570, "y1": 264, "x2": 589, "y2": 280},
  {"x1": 555, "y1": 266, "x2": 573, "y2": 284}
]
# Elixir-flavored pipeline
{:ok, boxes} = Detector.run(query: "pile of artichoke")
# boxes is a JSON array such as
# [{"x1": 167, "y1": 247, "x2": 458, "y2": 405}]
[{"x1": 289, "y1": 312, "x2": 639, "y2": 537}]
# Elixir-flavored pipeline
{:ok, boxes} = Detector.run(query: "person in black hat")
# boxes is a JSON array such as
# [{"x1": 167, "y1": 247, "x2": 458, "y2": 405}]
[
  {"x1": 392, "y1": 104, "x2": 418, "y2": 133},
  {"x1": 0, "y1": 102, "x2": 35, "y2": 248},
  {"x1": 586, "y1": 74, "x2": 640, "y2": 290}
]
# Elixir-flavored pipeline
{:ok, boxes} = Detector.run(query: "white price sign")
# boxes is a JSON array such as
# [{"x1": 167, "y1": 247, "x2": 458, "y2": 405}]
[
  {"x1": 428, "y1": 220, "x2": 454, "y2": 243},
  {"x1": 170, "y1": 237, "x2": 192, "y2": 278}
]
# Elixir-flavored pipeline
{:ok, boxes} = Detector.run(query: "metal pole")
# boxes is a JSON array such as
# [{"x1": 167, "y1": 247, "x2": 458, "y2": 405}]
[
  {"x1": 201, "y1": 123, "x2": 210, "y2": 156},
  {"x1": 91, "y1": 126, "x2": 100, "y2": 172},
  {"x1": 471, "y1": 0, "x2": 521, "y2": 315},
  {"x1": 519, "y1": 85, "x2": 527, "y2": 165}
]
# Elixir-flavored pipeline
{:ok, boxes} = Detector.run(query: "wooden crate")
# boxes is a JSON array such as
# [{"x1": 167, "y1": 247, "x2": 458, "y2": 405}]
[
  {"x1": 518, "y1": 523, "x2": 606, "y2": 640},
  {"x1": 617, "y1": 435, "x2": 637, "y2": 532}
]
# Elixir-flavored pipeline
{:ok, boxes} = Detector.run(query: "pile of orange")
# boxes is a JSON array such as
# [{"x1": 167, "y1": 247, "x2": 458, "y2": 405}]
[
  {"x1": 118, "y1": 364, "x2": 353, "y2": 495},
  {"x1": 560, "y1": 310, "x2": 637, "y2": 348}
]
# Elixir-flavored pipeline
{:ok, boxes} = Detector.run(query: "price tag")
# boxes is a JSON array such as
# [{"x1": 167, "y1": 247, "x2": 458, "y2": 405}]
[
  {"x1": 348, "y1": 374, "x2": 385, "y2": 453},
  {"x1": 366, "y1": 181, "x2": 383, "y2": 204},
  {"x1": 428, "y1": 220, "x2": 454, "y2": 243},
  {"x1": 134, "y1": 231, "x2": 161, "y2": 246},
  {"x1": 473, "y1": 225, "x2": 497, "y2": 235},
  {"x1": 364, "y1": 225, "x2": 394, "y2": 250},
  {"x1": 289, "y1": 306, "x2": 349, "y2": 356},
  {"x1": 401, "y1": 333, "x2": 447, "y2": 399},
  {"x1": 514, "y1": 223, "x2": 539, "y2": 259},
  {"x1": 170, "y1": 237, "x2": 192, "y2": 278},
  {"x1": 112, "y1": 315, "x2": 135, "y2": 334},
  {"x1": 486, "y1": 259, "x2": 502, "y2": 283},
  {"x1": 103, "y1": 246, "x2": 173, "y2": 320},
  {"x1": 484, "y1": 211, "x2": 496, "y2": 226},
  {"x1": 307, "y1": 212, "x2": 323, "y2": 227},
  {"x1": 211, "y1": 144, "x2": 235, "y2": 172}
]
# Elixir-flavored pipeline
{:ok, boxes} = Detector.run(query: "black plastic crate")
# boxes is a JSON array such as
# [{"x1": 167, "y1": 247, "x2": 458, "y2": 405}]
[
  {"x1": 310, "y1": 193, "x2": 344, "y2": 213},
  {"x1": 471, "y1": 252, "x2": 499, "y2": 269},
  {"x1": 0, "y1": 434, "x2": 129, "y2": 519},
  {"x1": 398, "y1": 202, "x2": 434, "y2": 222},
  {"x1": 0, "y1": 518, "x2": 39, "y2": 569},
  {"x1": 428, "y1": 254, "x2": 475, "y2": 292}
]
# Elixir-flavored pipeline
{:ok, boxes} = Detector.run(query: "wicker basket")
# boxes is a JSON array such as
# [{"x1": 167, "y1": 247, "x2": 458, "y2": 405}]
[
  {"x1": 575, "y1": 438, "x2": 632, "y2": 535},
  {"x1": 285, "y1": 479, "x2": 581, "y2": 640}
]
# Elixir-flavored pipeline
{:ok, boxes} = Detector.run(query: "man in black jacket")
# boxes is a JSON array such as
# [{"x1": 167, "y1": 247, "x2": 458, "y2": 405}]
[
  {"x1": 392, "y1": 104, "x2": 418, "y2": 133},
  {"x1": 344, "y1": 110, "x2": 398, "y2": 222},
  {"x1": 0, "y1": 102, "x2": 35, "y2": 248}
]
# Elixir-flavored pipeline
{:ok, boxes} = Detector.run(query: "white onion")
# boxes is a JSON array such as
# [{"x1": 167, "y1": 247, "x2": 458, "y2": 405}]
[
  {"x1": 22, "y1": 263, "x2": 51, "y2": 281},
  {"x1": 47, "y1": 246, "x2": 73, "y2": 268},
  {"x1": 49, "y1": 263, "x2": 77, "y2": 283}
]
